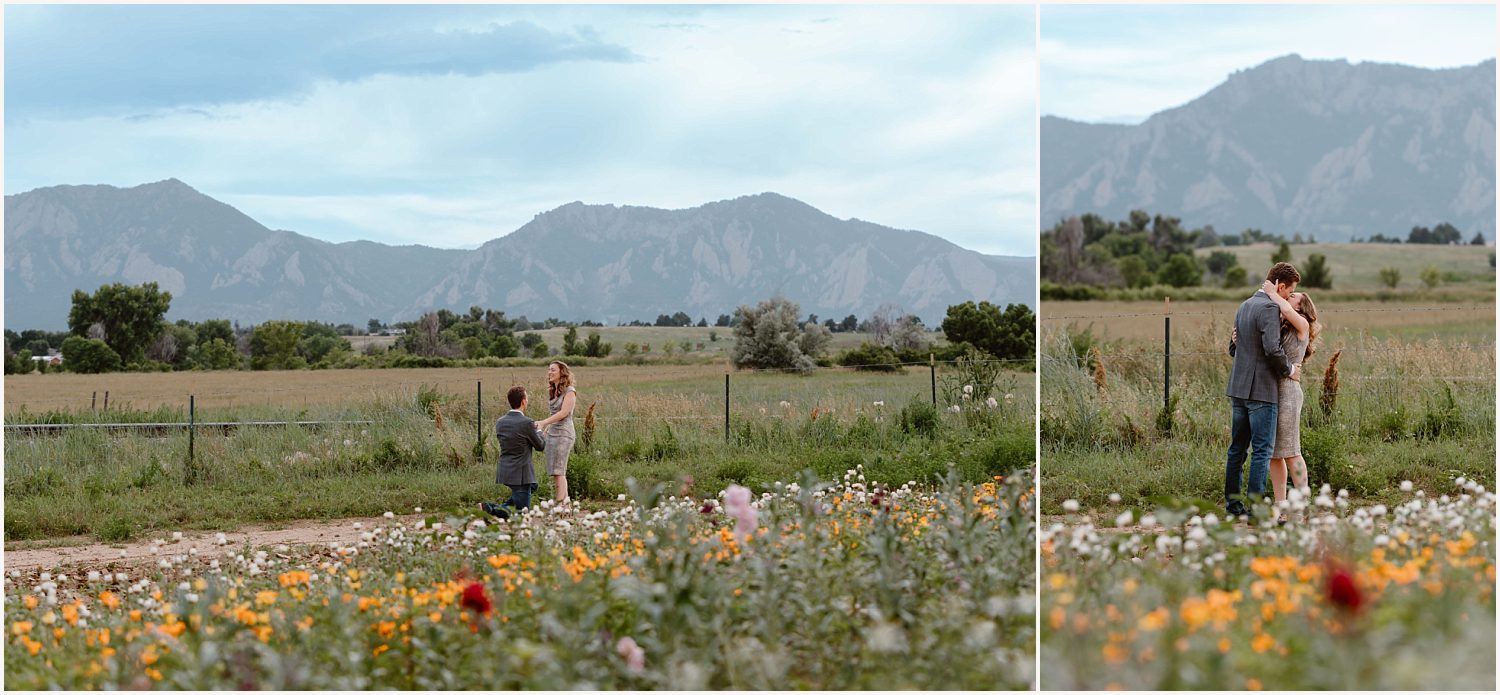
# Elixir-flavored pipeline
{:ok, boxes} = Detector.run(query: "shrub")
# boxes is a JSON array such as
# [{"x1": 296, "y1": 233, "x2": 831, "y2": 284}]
[
  {"x1": 1378, "y1": 267, "x2": 1401, "y2": 288},
  {"x1": 61, "y1": 336, "x2": 122, "y2": 373},
  {"x1": 899, "y1": 398, "x2": 940, "y2": 438},
  {"x1": 837, "y1": 343, "x2": 903, "y2": 372}
]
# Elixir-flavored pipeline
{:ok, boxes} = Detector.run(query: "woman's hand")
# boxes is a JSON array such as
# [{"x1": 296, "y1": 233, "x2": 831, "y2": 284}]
[{"x1": 1262, "y1": 279, "x2": 1278, "y2": 297}]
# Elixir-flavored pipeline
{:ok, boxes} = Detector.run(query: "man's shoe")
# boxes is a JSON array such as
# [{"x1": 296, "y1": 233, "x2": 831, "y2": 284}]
[{"x1": 480, "y1": 502, "x2": 510, "y2": 520}]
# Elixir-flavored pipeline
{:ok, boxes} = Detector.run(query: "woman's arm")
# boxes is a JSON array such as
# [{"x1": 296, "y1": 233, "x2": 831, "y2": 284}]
[
  {"x1": 1261, "y1": 280, "x2": 1309, "y2": 339},
  {"x1": 536, "y1": 391, "x2": 577, "y2": 429}
]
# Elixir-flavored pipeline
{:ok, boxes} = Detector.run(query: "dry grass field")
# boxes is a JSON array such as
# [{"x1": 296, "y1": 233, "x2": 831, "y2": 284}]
[
  {"x1": 1042, "y1": 300, "x2": 1495, "y2": 343},
  {"x1": 1195, "y1": 242, "x2": 1494, "y2": 292}
]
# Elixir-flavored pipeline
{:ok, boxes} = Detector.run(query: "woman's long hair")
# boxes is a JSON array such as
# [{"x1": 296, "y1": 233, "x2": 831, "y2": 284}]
[
  {"x1": 1285, "y1": 293, "x2": 1321, "y2": 358},
  {"x1": 548, "y1": 361, "x2": 574, "y2": 400}
]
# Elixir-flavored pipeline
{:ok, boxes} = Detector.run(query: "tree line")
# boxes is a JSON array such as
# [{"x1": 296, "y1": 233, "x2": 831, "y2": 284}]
[{"x1": 5, "y1": 282, "x2": 1036, "y2": 374}]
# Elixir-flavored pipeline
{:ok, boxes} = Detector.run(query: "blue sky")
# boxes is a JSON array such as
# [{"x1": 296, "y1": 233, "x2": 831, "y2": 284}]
[
  {"x1": 1043, "y1": 4, "x2": 1497, "y2": 124},
  {"x1": 4, "y1": 4, "x2": 1037, "y2": 256}
]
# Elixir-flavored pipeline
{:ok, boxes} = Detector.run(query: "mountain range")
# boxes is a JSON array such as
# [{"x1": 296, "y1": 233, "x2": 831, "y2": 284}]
[
  {"x1": 1042, "y1": 55, "x2": 1496, "y2": 241},
  {"x1": 3, "y1": 180, "x2": 1033, "y2": 330}
]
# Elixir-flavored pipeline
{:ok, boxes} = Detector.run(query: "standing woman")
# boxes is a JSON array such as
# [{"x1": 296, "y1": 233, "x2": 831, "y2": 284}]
[
  {"x1": 1264, "y1": 283, "x2": 1319, "y2": 522},
  {"x1": 535, "y1": 361, "x2": 577, "y2": 504}
]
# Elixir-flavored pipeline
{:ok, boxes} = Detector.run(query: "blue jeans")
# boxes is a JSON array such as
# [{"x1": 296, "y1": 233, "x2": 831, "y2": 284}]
[
  {"x1": 503, "y1": 483, "x2": 538, "y2": 511},
  {"x1": 1225, "y1": 397, "x2": 1277, "y2": 515}
]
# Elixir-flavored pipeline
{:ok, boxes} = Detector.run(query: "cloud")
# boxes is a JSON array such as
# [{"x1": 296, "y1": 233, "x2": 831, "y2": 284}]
[
  {"x1": 1042, "y1": 4, "x2": 1496, "y2": 123},
  {"x1": 4, "y1": 6, "x2": 637, "y2": 118},
  {"x1": 319, "y1": 21, "x2": 638, "y2": 82}
]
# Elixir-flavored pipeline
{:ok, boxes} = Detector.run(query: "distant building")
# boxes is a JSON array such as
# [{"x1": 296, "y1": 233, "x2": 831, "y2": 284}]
[{"x1": 31, "y1": 354, "x2": 62, "y2": 366}]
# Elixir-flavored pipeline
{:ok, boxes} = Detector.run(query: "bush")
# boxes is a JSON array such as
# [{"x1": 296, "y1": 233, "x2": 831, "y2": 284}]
[
  {"x1": 1378, "y1": 267, "x2": 1401, "y2": 288},
  {"x1": 899, "y1": 398, "x2": 940, "y2": 438},
  {"x1": 61, "y1": 336, "x2": 123, "y2": 373},
  {"x1": 1223, "y1": 266, "x2": 1249, "y2": 288},
  {"x1": 730, "y1": 296, "x2": 828, "y2": 372},
  {"x1": 837, "y1": 343, "x2": 903, "y2": 372}
]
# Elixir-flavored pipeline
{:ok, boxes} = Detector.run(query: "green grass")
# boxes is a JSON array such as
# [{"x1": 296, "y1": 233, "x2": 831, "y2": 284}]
[
  {"x1": 1039, "y1": 320, "x2": 1495, "y2": 514},
  {"x1": 1197, "y1": 242, "x2": 1495, "y2": 292},
  {"x1": 4, "y1": 367, "x2": 1034, "y2": 542}
]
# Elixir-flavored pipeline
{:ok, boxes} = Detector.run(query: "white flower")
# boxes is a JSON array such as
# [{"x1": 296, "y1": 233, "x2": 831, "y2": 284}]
[
  {"x1": 963, "y1": 384, "x2": 974, "y2": 395},
  {"x1": 383, "y1": 511, "x2": 395, "y2": 519},
  {"x1": 1400, "y1": 480, "x2": 1414, "y2": 492},
  {"x1": 1062, "y1": 499, "x2": 1080, "y2": 512},
  {"x1": 414, "y1": 507, "x2": 423, "y2": 513},
  {"x1": 985, "y1": 397, "x2": 998, "y2": 409},
  {"x1": 617, "y1": 494, "x2": 628, "y2": 501},
  {"x1": 779, "y1": 400, "x2": 792, "y2": 408},
  {"x1": 1004, "y1": 393, "x2": 1014, "y2": 400},
  {"x1": 947, "y1": 405, "x2": 962, "y2": 414},
  {"x1": 1115, "y1": 511, "x2": 1133, "y2": 527},
  {"x1": 873, "y1": 400, "x2": 884, "y2": 407},
  {"x1": 1108, "y1": 493, "x2": 1122, "y2": 504}
]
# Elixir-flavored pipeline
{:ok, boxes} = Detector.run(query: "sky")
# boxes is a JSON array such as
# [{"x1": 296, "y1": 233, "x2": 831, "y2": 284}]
[
  {"x1": 4, "y1": 4, "x2": 1037, "y2": 257},
  {"x1": 1042, "y1": 4, "x2": 1497, "y2": 124}
]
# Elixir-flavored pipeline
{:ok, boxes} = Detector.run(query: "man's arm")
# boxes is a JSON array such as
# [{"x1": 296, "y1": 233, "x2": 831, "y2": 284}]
[
  {"x1": 525, "y1": 419, "x2": 546, "y2": 451},
  {"x1": 1258, "y1": 302, "x2": 1294, "y2": 379}
]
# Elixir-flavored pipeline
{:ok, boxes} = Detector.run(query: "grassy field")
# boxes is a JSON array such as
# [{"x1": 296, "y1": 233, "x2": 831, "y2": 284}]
[
  {"x1": 1039, "y1": 298, "x2": 1495, "y2": 514},
  {"x1": 1197, "y1": 242, "x2": 1494, "y2": 293},
  {"x1": 346, "y1": 327, "x2": 932, "y2": 359},
  {"x1": 4, "y1": 362, "x2": 1034, "y2": 542}
]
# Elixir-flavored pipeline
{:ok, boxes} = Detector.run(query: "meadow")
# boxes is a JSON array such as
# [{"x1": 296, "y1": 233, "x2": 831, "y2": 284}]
[
  {"x1": 1040, "y1": 299, "x2": 1495, "y2": 514},
  {"x1": 4, "y1": 361, "x2": 1034, "y2": 543},
  {"x1": 4, "y1": 466, "x2": 1036, "y2": 689},
  {"x1": 1197, "y1": 242, "x2": 1494, "y2": 293}
]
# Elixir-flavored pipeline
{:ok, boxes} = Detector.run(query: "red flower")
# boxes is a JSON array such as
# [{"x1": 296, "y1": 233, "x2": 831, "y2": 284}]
[
  {"x1": 700, "y1": 501, "x2": 716, "y2": 515},
  {"x1": 1325, "y1": 561, "x2": 1363, "y2": 613},
  {"x1": 460, "y1": 582, "x2": 493, "y2": 616}
]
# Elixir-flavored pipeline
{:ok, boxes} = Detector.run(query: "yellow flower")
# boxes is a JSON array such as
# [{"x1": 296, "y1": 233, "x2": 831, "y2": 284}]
[
  {"x1": 1252, "y1": 633, "x2": 1276, "y2": 654},
  {"x1": 1217, "y1": 638, "x2": 1231, "y2": 654},
  {"x1": 429, "y1": 611, "x2": 442, "y2": 624},
  {"x1": 1138, "y1": 608, "x2": 1170, "y2": 631},
  {"x1": 1247, "y1": 678, "x2": 1263, "y2": 691},
  {"x1": 256, "y1": 591, "x2": 278, "y2": 606},
  {"x1": 99, "y1": 592, "x2": 121, "y2": 610}
]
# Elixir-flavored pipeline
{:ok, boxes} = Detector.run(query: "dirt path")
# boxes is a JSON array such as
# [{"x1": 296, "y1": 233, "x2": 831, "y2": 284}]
[{"x1": 4, "y1": 513, "x2": 430, "y2": 572}]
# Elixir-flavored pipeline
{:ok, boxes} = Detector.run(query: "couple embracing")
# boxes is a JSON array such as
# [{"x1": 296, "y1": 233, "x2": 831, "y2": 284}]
[
  {"x1": 481, "y1": 361, "x2": 579, "y2": 520},
  {"x1": 1225, "y1": 262, "x2": 1322, "y2": 523}
]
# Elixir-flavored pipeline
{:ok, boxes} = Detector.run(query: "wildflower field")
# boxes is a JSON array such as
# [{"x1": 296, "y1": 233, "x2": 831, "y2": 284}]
[
  {"x1": 5, "y1": 362, "x2": 1033, "y2": 542},
  {"x1": 1041, "y1": 478, "x2": 1496, "y2": 690},
  {"x1": 5, "y1": 467, "x2": 1035, "y2": 689}
]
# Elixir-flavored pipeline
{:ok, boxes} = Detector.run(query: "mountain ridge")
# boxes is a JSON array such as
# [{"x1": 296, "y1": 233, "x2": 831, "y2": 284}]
[
  {"x1": 4, "y1": 180, "x2": 1032, "y2": 330},
  {"x1": 1041, "y1": 55, "x2": 1496, "y2": 240}
]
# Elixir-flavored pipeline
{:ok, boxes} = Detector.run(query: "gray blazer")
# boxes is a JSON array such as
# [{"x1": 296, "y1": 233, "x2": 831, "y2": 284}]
[
  {"x1": 495, "y1": 410, "x2": 546, "y2": 486},
  {"x1": 1226, "y1": 290, "x2": 1294, "y2": 403}
]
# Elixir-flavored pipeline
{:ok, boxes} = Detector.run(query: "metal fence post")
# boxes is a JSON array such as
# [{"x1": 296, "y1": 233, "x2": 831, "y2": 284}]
[
  {"x1": 103, "y1": 391, "x2": 109, "y2": 411},
  {"x1": 476, "y1": 380, "x2": 482, "y2": 451},
  {"x1": 724, "y1": 373, "x2": 730, "y2": 444},
  {"x1": 186, "y1": 394, "x2": 196, "y2": 486},
  {"x1": 1164, "y1": 297, "x2": 1172, "y2": 411},
  {"x1": 930, "y1": 353, "x2": 937, "y2": 407},
  {"x1": 92, "y1": 391, "x2": 97, "y2": 412}
]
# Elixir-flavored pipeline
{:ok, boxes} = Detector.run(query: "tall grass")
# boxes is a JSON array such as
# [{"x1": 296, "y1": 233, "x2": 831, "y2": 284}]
[
  {"x1": 1040, "y1": 321, "x2": 1495, "y2": 513},
  {"x1": 4, "y1": 367, "x2": 1034, "y2": 542}
]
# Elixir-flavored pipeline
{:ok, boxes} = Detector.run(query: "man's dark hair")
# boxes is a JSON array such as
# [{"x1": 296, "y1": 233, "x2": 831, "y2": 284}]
[
  {"x1": 1266, "y1": 262, "x2": 1301, "y2": 286},
  {"x1": 506, "y1": 386, "x2": 527, "y2": 409}
]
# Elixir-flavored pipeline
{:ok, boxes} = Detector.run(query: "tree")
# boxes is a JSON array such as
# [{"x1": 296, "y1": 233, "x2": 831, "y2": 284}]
[
  {"x1": 1117, "y1": 255, "x2": 1153, "y2": 288},
  {"x1": 696, "y1": 318, "x2": 708, "y2": 328},
  {"x1": 368, "y1": 318, "x2": 384, "y2": 334},
  {"x1": 715, "y1": 314, "x2": 732, "y2": 328},
  {"x1": 940, "y1": 301, "x2": 1035, "y2": 362},
  {"x1": 250, "y1": 321, "x2": 302, "y2": 370},
  {"x1": 1224, "y1": 266, "x2": 1249, "y2": 288},
  {"x1": 1157, "y1": 254, "x2": 1203, "y2": 288},
  {"x1": 61, "y1": 336, "x2": 122, "y2": 374},
  {"x1": 1301, "y1": 254, "x2": 1333, "y2": 289},
  {"x1": 462, "y1": 336, "x2": 487, "y2": 360},
  {"x1": 583, "y1": 331, "x2": 612, "y2": 358},
  {"x1": 1471, "y1": 232, "x2": 1487, "y2": 246},
  {"x1": 67, "y1": 282, "x2": 172, "y2": 363},
  {"x1": 839, "y1": 314, "x2": 859, "y2": 333},
  {"x1": 196, "y1": 319, "x2": 234, "y2": 345},
  {"x1": 489, "y1": 335, "x2": 519, "y2": 359},
  {"x1": 671, "y1": 311, "x2": 692, "y2": 327},
  {"x1": 1378, "y1": 267, "x2": 1401, "y2": 289},
  {"x1": 193, "y1": 339, "x2": 241, "y2": 370},
  {"x1": 1271, "y1": 242, "x2": 1292, "y2": 265},
  {"x1": 730, "y1": 296, "x2": 828, "y2": 372},
  {"x1": 1204, "y1": 250, "x2": 1239, "y2": 276},
  {"x1": 562, "y1": 326, "x2": 583, "y2": 356}
]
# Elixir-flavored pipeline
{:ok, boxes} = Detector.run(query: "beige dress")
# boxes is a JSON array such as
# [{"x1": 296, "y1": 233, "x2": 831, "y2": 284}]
[
  {"x1": 1273, "y1": 331, "x2": 1308, "y2": 458},
  {"x1": 544, "y1": 386, "x2": 576, "y2": 475}
]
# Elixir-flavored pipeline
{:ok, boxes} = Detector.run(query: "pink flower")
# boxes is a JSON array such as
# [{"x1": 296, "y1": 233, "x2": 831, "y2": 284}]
[
  {"x1": 616, "y1": 636, "x2": 645, "y2": 673},
  {"x1": 723, "y1": 485, "x2": 759, "y2": 541}
]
